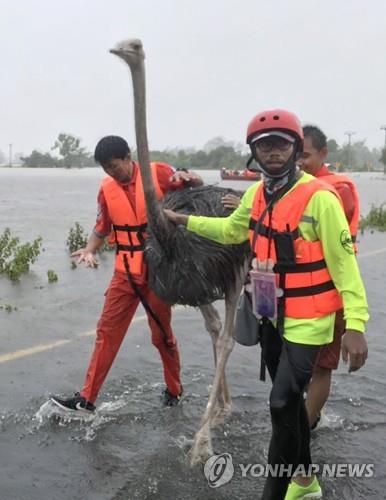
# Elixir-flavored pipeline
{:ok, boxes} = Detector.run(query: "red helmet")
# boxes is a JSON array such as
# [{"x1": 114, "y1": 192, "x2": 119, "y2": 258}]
[{"x1": 246, "y1": 109, "x2": 304, "y2": 151}]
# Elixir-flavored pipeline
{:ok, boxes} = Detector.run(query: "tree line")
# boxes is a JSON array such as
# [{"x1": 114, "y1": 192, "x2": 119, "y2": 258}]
[{"x1": 1, "y1": 133, "x2": 385, "y2": 172}]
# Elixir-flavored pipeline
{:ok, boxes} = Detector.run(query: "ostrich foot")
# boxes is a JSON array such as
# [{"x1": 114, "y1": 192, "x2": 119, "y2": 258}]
[{"x1": 190, "y1": 428, "x2": 214, "y2": 466}]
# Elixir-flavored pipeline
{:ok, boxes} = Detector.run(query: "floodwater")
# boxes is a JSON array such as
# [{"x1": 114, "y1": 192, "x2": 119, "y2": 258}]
[{"x1": 0, "y1": 168, "x2": 385, "y2": 500}]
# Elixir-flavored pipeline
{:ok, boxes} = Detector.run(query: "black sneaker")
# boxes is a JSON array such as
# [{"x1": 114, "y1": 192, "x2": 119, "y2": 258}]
[
  {"x1": 50, "y1": 392, "x2": 96, "y2": 413},
  {"x1": 161, "y1": 387, "x2": 183, "y2": 407}
]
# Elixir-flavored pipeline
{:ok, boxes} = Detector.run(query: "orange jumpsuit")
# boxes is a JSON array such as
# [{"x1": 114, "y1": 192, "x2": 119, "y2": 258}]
[{"x1": 80, "y1": 162, "x2": 182, "y2": 403}]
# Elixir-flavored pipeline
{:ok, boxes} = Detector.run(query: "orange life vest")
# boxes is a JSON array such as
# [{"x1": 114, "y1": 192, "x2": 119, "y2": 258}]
[
  {"x1": 101, "y1": 163, "x2": 164, "y2": 275},
  {"x1": 249, "y1": 178, "x2": 343, "y2": 319},
  {"x1": 318, "y1": 169, "x2": 360, "y2": 243}
]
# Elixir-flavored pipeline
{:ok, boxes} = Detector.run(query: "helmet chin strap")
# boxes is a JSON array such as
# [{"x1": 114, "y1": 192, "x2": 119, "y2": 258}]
[
  {"x1": 257, "y1": 152, "x2": 299, "y2": 195},
  {"x1": 257, "y1": 150, "x2": 297, "y2": 179}
]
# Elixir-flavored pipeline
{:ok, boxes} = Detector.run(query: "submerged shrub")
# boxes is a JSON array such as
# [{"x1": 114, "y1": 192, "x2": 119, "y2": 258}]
[
  {"x1": 359, "y1": 204, "x2": 386, "y2": 233},
  {"x1": 66, "y1": 222, "x2": 88, "y2": 253},
  {"x1": 47, "y1": 269, "x2": 58, "y2": 282},
  {"x1": 0, "y1": 303, "x2": 17, "y2": 312},
  {"x1": 66, "y1": 222, "x2": 114, "y2": 255},
  {"x1": 0, "y1": 228, "x2": 42, "y2": 280},
  {"x1": 100, "y1": 239, "x2": 114, "y2": 253}
]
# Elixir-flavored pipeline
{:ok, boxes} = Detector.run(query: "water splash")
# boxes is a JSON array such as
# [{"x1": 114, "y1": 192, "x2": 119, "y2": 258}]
[
  {"x1": 348, "y1": 397, "x2": 363, "y2": 407},
  {"x1": 173, "y1": 434, "x2": 194, "y2": 451},
  {"x1": 98, "y1": 398, "x2": 128, "y2": 412},
  {"x1": 31, "y1": 399, "x2": 120, "y2": 442},
  {"x1": 33, "y1": 400, "x2": 95, "y2": 428},
  {"x1": 316, "y1": 410, "x2": 345, "y2": 430}
]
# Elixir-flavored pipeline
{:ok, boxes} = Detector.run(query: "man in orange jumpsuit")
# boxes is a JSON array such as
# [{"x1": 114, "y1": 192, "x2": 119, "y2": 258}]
[
  {"x1": 298, "y1": 125, "x2": 360, "y2": 429},
  {"x1": 51, "y1": 135, "x2": 203, "y2": 412}
]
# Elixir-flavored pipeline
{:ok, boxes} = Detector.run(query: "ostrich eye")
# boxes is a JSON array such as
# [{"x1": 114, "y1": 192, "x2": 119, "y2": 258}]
[{"x1": 132, "y1": 43, "x2": 141, "y2": 50}]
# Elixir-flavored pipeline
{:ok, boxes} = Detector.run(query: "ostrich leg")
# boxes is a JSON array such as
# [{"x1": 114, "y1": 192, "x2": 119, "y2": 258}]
[
  {"x1": 190, "y1": 277, "x2": 242, "y2": 465},
  {"x1": 199, "y1": 304, "x2": 232, "y2": 417}
]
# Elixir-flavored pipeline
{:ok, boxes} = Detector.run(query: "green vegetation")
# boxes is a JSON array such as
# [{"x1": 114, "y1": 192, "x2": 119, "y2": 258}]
[
  {"x1": 51, "y1": 133, "x2": 95, "y2": 168},
  {"x1": 359, "y1": 204, "x2": 386, "y2": 232},
  {"x1": 12, "y1": 134, "x2": 386, "y2": 171},
  {"x1": 0, "y1": 303, "x2": 17, "y2": 312},
  {"x1": 326, "y1": 139, "x2": 383, "y2": 172},
  {"x1": 141, "y1": 141, "x2": 249, "y2": 170},
  {"x1": 21, "y1": 133, "x2": 95, "y2": 168},
  {"x1": 0, "y1": 228, "x2": 42, "y2": 280},
  {"x1": 66, "y1": 222, "x2": 88, "y2": 253},
  {"x1": 380, "y1": 147, "x2": 386, "y2": 175},
  {"x1": 100, "y1": 240, "x2": 114, "y2": 253},
  {"x1": 47, "y1": 270, "x2": 58, "y2": 282},
  {"x1": 20, "y1": 150, "x2": 59, "y2": 168},
  {"x1": 66, "y1": 222, "x2": 113, "y2": 256}
]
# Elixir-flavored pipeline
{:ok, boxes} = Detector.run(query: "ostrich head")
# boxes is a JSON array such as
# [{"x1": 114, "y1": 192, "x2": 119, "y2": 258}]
[
  {"x1": 110, "y1": 38, "x2": 145, "y2": 66},
  {"x1": 110, "y1": 38, "x2": 168, "y2": 233}
]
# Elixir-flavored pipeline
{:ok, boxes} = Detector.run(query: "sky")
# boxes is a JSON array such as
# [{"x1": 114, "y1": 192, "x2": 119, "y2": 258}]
[{"x1": 1, "y1": 0, "x2": 386, "y2": 159}]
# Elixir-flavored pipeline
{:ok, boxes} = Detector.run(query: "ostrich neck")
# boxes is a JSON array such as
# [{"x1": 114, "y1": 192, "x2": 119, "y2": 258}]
[{"x1": 131, "y1": 62, "x2": 165, "y2": 228}]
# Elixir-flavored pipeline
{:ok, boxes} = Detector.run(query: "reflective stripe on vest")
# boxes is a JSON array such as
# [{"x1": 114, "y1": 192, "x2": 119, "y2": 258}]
[
  {"x1": 102, "y1": 163, "x2": 164, "y2": 275},
  {"x1": 249, "y1": 178, "x2": 343, "y2": 319},
  {"x1": 318, "y1": 170, "x2": 360, "y2": 243}
]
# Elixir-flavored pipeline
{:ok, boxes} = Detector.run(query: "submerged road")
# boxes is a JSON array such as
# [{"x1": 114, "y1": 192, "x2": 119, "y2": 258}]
[{"x1": 0, "y1": 233, "x2": 385, "y2": 499}]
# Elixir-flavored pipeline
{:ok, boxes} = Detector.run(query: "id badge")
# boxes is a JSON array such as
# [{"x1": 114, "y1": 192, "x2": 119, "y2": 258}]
[{"x1": 250, "y1": 269, "x2": 277, "y2": 319}]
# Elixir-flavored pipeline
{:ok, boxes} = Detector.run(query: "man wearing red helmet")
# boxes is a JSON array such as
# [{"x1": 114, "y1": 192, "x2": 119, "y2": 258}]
[{"x1": 165, "y1": 109, "x2": 368, "y2": 500}]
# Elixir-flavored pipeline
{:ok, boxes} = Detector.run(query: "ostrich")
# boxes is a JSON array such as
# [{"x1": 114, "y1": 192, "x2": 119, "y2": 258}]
[{"x1": 110, "y1": 38, "x2": 250, "y2": 464}]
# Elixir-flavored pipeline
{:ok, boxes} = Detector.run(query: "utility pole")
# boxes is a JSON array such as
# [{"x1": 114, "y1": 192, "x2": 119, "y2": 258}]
[
  {"x1": 381, "y1": 125, "x2": 386, "y2": 147},
  {"x1": 344, "y1": 131, "x2": 356, "y2": 170},
  {"x1": 9, "y1": 143, "x2": 13, "y2": 168},
  {"x1": 381, "y1": 125, "x2": 386, "y2": 174}
]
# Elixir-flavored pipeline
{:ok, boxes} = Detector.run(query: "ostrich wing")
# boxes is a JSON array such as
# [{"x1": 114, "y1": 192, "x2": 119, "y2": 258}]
[{"x1": 146, "y1": 186, "x2": 250, "y2": 306}]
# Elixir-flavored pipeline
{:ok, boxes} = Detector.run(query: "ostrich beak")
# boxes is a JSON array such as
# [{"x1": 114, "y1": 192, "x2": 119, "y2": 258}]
[
  {"x1": 109, "y1": 47, "x2": 141, "y2": 62},
  {"x1": 109, "y1": 39, "x2": 145, "y2": 61}
]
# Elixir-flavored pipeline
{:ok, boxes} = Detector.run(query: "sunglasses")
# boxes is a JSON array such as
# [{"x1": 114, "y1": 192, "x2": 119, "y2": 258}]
[{"x1": 254, "y1": 137, "x2": 294, "y2": 153}]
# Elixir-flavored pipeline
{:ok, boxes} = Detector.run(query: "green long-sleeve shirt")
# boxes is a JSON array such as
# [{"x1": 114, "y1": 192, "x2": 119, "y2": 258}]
[{"x1": 187, "y1": 173, "x2": 369, "y2": 345}]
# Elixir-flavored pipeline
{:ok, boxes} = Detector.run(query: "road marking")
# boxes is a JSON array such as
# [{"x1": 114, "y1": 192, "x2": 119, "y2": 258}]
[
  {"x1": 357, "y1": 248, "x2": 386, "y2": 259},
  {"x1": 0, "y1": 305, "x2": 185, "y2": 364},
  {"x1": 0, "y1": 339, "x2": 71, "y2": 364}
]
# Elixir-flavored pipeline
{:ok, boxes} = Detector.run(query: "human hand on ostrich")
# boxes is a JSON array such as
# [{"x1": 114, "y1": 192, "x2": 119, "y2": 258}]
[
  {"x1": 164, "y1": 209, "x2": 189, "y2": 226},
  {"x1": 169, "y1": 169, "x2": 203, "y2": 188},
  {"x1": 221, "y1": 193, "x2": 241, "y2": 209}
]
